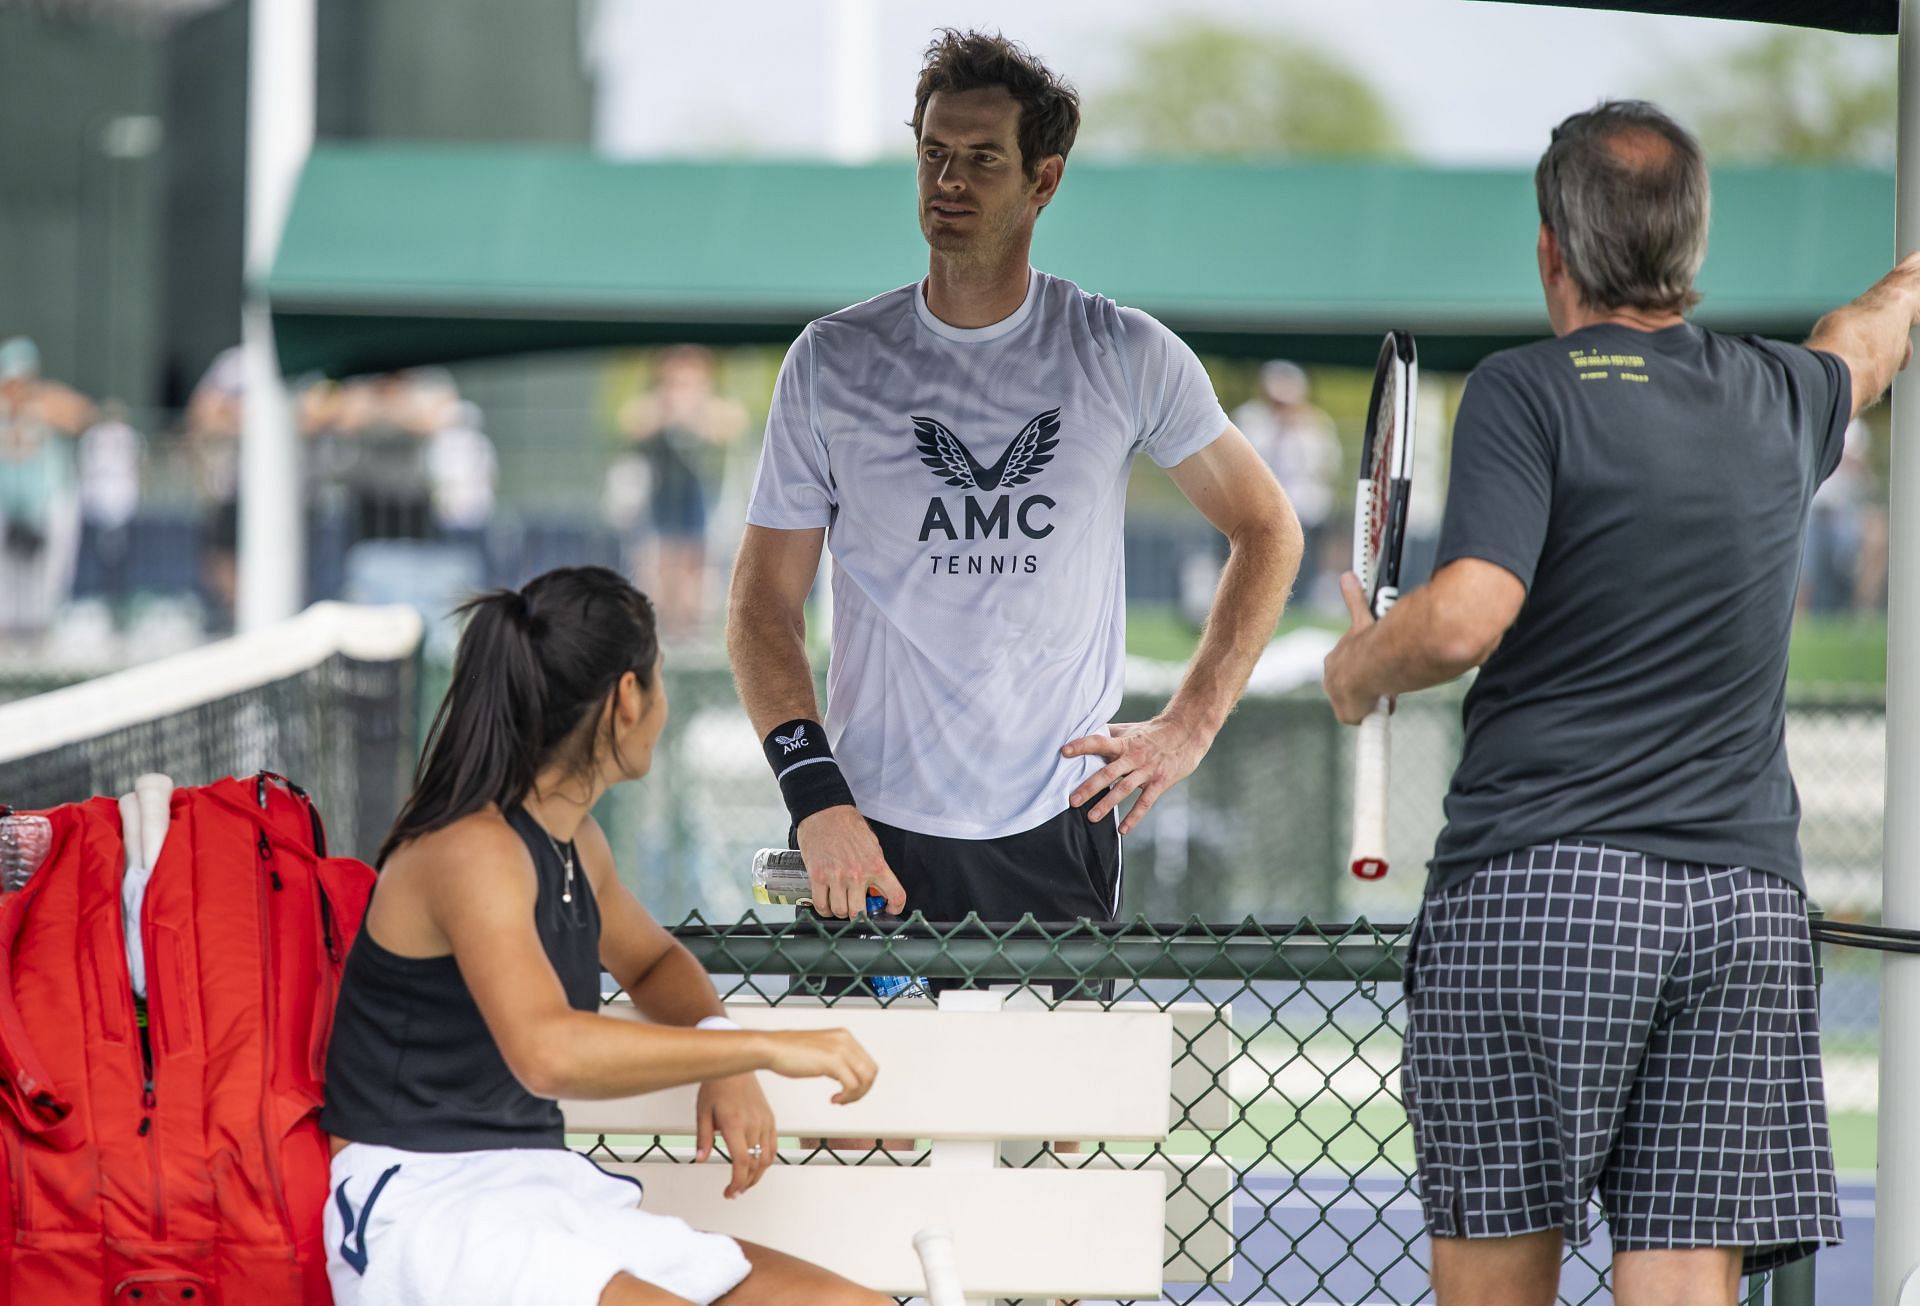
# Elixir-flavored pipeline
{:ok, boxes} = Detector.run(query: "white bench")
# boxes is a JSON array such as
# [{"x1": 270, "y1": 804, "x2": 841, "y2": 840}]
[{"x1": 562, "y1": 990, "x2": 1236, "y2": 1301}]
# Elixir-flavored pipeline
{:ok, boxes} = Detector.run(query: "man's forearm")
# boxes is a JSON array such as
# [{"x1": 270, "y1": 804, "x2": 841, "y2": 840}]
[
  {"x1": 1165, "y1": 517, "x2": 1301, "y2": 735},
  {"x1": 1342, "y1": 583, "x2": 1489, "y2": 703},
  {"x1": 1810, "y1": 254, "x2": 1920, "y2": 410},
  {"x1": 726, "y1": 592, "x2": 822, "y2": 737}
]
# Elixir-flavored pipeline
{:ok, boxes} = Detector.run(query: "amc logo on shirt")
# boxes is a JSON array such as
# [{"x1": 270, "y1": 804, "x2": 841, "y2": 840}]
[{"x1": 912, "y1": 408, "x2": 1060, "y2": 559}]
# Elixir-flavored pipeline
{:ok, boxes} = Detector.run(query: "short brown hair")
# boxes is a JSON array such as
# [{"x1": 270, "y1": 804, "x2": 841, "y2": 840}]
[
  {"x1": 909, "y1": 29, "x2": 1080, "y2": 178},
  {"x1": 1535, "y1": 100, "x2": 1710, "y2": 315}
]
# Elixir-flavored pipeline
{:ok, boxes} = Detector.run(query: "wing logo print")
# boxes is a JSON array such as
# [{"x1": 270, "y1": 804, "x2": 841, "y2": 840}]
[
  {"x1": 776, "y1": 725, "x2": 808, "y2": 754},
  {"x1": 913, "y1": 408, "x2": 1062, "y2": 492}
]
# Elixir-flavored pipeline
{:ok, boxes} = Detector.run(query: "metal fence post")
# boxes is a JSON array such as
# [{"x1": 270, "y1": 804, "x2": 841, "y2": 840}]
[{"x1": 1771, "y1": 1255, "x2": 1816, "y2": 1306}]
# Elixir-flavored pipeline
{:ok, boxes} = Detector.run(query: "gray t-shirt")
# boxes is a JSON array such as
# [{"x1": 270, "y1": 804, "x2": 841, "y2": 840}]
[{"x1": 1429, "y1": 322, "x2": 1852, "y2": 893}]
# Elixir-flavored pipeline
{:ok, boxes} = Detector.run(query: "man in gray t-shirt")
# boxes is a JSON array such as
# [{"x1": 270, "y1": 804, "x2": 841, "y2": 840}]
[
  {"x1": 1322, "y1": 100, "x2": 1920, "y2": 1306},
  {"x1": 1426, "y1": 323, "x2": 1849, "y2": 893}
]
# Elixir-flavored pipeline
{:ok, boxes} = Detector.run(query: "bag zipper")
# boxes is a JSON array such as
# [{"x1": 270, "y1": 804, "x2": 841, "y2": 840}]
[
  {"x1": 4, "y1": 1107, "x2": 28, "y2": 1232},
  {"x1": 113, "y1": 1268, "x2": 210, "y2": 1300},
  {"x1": 254, "y1": 772, "x2": 326, "y2": 855},
  {"x1": 258, "y1": 829, "x2": 283, "y2": 892},
  {"x1": 319, "y1": 882, "x2": 337, "y2": 963},
  {"x1": 133, "y1": 895, "x2": 167, "y2": 1240},
  {"x1": 254, "y1": 830, "x2": 296, "y2": 1241}
]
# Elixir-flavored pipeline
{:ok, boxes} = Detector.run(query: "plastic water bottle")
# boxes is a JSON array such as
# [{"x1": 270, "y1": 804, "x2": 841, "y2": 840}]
[
  {"x1": 0, "y1": 813, "x2": 52, "y2": 894},
  {"x1": 750, "y1": 849, "x2": 928, "y2": 1000},
  {"x1": 864, "y1": 894, "x2": 930, "y2": 1001}
]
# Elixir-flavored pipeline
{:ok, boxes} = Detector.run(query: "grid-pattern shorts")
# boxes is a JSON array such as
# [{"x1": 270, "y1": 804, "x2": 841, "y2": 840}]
[{"x1": 1401, "y1": 842, "x2": 1843, "y2": 1274}]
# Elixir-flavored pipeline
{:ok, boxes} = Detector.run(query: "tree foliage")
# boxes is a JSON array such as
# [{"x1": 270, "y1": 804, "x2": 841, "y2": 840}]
[
  {"x1": 1655, "y1": 30, "x2": 1895, "y2": 166},
  {"x1": 1086, "y1": 21, "x2": 1404, "y2": 160}
]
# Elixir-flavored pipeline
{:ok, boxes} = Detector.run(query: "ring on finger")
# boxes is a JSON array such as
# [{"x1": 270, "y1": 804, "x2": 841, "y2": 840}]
[{"x1": 747, "y1": 1144, "x2": 763, "y2": 1158}]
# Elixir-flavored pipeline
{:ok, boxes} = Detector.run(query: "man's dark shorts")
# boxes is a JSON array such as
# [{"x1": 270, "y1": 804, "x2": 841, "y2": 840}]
[
  {"x1": 792, "y1": 803, "x2": 1121, "y2": 1002},
  {"x1": 1401, "y1": 840, "x2": 1842, "y2": 1274},
  {"x1": 868, "y1": 803, "x2": 1121, "y2": 927}
]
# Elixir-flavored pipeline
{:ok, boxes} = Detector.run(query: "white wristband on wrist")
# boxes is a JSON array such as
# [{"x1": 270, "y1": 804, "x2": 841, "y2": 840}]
[{"x1": 696, "y1": 1015, "x2": 742, "y2": 1032}]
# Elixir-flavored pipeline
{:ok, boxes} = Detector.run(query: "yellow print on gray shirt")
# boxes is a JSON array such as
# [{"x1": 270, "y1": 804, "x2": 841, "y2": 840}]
[{"x1": 1567, "y1": 348, "x2": 1651, "y2": 384}]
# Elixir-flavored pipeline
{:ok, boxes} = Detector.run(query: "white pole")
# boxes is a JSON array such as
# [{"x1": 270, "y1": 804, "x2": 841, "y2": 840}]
[
  {"x1": 237, "y1": 0, "x2": 315, "y2": 631},
  {"x1": 827, "y1": 0, "x2": 880, "y2": 164},
  {"x1": 1878, "y1": 3, "x2": 1920, "y2": 1303}
]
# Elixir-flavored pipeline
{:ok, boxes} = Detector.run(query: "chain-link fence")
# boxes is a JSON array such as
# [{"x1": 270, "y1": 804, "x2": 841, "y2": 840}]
[
  {"x1": 581, "y1": 669, "x2": 1886, "y2": 926},
  {"x1": 0, "y1": 648, "x2": 1883, "y2": 1303},
  {"x1": 544, "y1": 670, "x2": 1884, "y2": 1305},
  {"x1": 571, "y1": 916, "x2": 1801, "y2": 1306}
]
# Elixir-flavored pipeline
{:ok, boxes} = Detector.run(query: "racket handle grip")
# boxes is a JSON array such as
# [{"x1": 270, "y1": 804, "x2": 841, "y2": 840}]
[
  {"x1": 1348, "y1": 704, "x2": 1390, "y2": 880},
  {"x1": 135, "y1": 773, "x2": 173, "y2": 867},
  {"x1": 914, "y1": 1227, "x2": 967, "y2": 1306}
]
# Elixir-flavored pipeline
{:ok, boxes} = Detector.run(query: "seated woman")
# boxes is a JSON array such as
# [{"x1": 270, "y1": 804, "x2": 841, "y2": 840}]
[{"x1": 322, "y1": 565, "x2": 888, "y2": 1306}]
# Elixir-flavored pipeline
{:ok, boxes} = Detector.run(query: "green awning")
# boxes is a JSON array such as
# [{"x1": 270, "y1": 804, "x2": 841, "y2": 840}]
[{"x1": 267, "y1": 146, "x2": 1893, "y2": 376}]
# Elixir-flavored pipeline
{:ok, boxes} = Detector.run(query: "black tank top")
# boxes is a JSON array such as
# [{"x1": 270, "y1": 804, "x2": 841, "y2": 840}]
[{"x1": 320, "y1": 807, "x2": 602, "y2": 1151}]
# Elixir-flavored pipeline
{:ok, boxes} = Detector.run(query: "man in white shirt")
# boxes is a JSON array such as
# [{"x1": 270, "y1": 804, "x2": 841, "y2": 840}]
[{"x1": 727, "y1": 30, "x2": 1301, "y2": 927}]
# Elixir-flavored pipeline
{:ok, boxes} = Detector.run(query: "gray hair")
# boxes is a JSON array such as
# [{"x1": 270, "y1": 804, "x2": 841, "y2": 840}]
[{"x1": 1534, "y1": 100, "x2": 1710, "y2": 315}]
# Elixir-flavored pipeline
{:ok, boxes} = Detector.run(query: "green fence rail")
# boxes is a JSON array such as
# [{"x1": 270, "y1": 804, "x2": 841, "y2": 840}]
[{"x1": 562, "y1": 917, "x2": 1814, "y2": 1306}]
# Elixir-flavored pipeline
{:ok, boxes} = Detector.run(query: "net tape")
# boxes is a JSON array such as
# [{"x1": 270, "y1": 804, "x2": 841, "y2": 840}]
[{"x1": 0, "y1": 603, "x2": 423, "y2": 860}]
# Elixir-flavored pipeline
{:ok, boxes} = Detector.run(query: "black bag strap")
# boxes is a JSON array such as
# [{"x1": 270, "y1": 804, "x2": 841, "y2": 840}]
[{"x1": 253, "y1": 772, "x2": 328, "y2": 857}]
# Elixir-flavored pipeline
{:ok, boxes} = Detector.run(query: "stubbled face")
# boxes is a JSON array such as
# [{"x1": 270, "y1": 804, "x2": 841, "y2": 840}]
[{"x1": 916, "y1": 87, "x2": 1045, "y2": 266}]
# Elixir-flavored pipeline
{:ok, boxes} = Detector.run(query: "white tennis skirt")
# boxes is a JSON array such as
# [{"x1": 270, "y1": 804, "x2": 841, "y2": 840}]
[{"x1": 326, "y1": 1142, "x2": 753, "y2": 1306}]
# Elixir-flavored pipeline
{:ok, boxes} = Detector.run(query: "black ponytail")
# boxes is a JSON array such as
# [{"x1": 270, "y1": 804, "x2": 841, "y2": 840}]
[{"x1": 378, "y1": 565, "x2": 658, "y2": 866}]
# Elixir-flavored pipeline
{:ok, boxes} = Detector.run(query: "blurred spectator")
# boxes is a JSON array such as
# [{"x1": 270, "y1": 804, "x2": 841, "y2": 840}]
[
  {"x1": 333, "y1": 372, "x2": 439, "y2": 545},
  {"x1": 1397, "y1": 379, "x2": 1449, "y2": 591},
  {"x1": 603, "y1": 434, "x2": 652, "y2": 585},
  {"x1": 428, "y1": 398, "x2": 498, "y2": 563},
  {"x1": 1233, "y1": 361, "x2": 1339, "y2": 607},
  {"x1": 1856, "y1": 494, "x2": 1890, "y2": 614},
  {"x1": 300, "y1": 377, "x2": 357, "y2": 601},
  {"x1": 615, "y1": 345, "x2": 746, "y2": 636},
  {"x1": 1801, "y1": 418, "x2": 1875, "y2": 616},
  {"x1": 0, "y1": 337, "x2": 95, "y2": 433},
  {"x1": 186, "y1": 345, "x2": 244, "y2": 627},
  {"x1": 0, "y1": 337, "x2": 88, "y2": 639},
  {"x1": 74, "y1": 402, "x2": 143, "y2": 609}
]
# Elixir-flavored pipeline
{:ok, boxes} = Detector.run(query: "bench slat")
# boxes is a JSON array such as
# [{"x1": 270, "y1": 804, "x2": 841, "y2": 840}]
[
  {"x1": 618, "y1": 1147, "x2": 1236, "y2": 1285},
  {"x1": 1059, "y1": 1000, "x2": 1235, "y2": 1131},
  {"x1": 1048, "y1": 1151, "x2": 1236, "y2": 1284},
  {"x1": 607, "y1": 1160, "x2": 1166, "y2": 1298},
  {"x1": 562, "y1": 1006, "x2": 1173, "y2": 1141},
  {"x1": 592, "y1": 996, "x2": 1233, "y2": 1131}
]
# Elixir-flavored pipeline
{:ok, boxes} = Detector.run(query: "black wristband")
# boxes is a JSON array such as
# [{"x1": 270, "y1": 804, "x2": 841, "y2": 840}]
[{"x1": 763, "y1": 719, "x2": 855, "y2": 826}]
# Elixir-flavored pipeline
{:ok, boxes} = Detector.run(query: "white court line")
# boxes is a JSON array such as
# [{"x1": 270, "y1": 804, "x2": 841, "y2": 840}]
[
  {"x1": 1234, "y1": 1190, "x2": 1877, "y2": 1219},
  {"x1": 1231, "y1": 1042, "x2": 1882, "y2": 1113}
]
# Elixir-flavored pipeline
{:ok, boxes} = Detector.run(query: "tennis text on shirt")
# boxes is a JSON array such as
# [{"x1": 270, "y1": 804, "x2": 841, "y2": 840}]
[
  {"x1": 745, "y1": 269, "x2": 1229, "y2": 840},
  {"x1": 912, "y1": 408, "x2": 1058, "y2": 565}
]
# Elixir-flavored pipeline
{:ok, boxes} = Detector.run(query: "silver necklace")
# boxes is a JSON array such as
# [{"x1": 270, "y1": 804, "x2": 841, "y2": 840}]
[{"x1": 538, "y1": 826, "x2": 576, "y2": 904}]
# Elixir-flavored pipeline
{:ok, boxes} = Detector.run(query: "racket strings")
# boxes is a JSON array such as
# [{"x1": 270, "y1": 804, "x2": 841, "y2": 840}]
[{"x1": 1361, "y1": 376, "x2": 1400, "y2": 597}]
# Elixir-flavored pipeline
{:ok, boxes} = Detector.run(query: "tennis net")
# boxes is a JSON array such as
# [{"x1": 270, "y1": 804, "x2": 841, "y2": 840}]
[{"x1": 0, "y1": 602, "x2": 424, "y2": 861}]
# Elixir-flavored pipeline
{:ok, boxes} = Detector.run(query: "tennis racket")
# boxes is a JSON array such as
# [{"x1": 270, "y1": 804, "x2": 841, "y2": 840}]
[
  {"x1": 1347, "y1": 330, "x2": 1419, "y2": 881},
  {"x1": 913, "y1": 1227, "x2": 967, "y2": 1306}
]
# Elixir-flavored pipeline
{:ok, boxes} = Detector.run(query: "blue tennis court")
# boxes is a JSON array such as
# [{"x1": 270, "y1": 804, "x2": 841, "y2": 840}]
[{"x1": 1163, "y1": 1173, "x2": 1879, "y2": 1304}]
